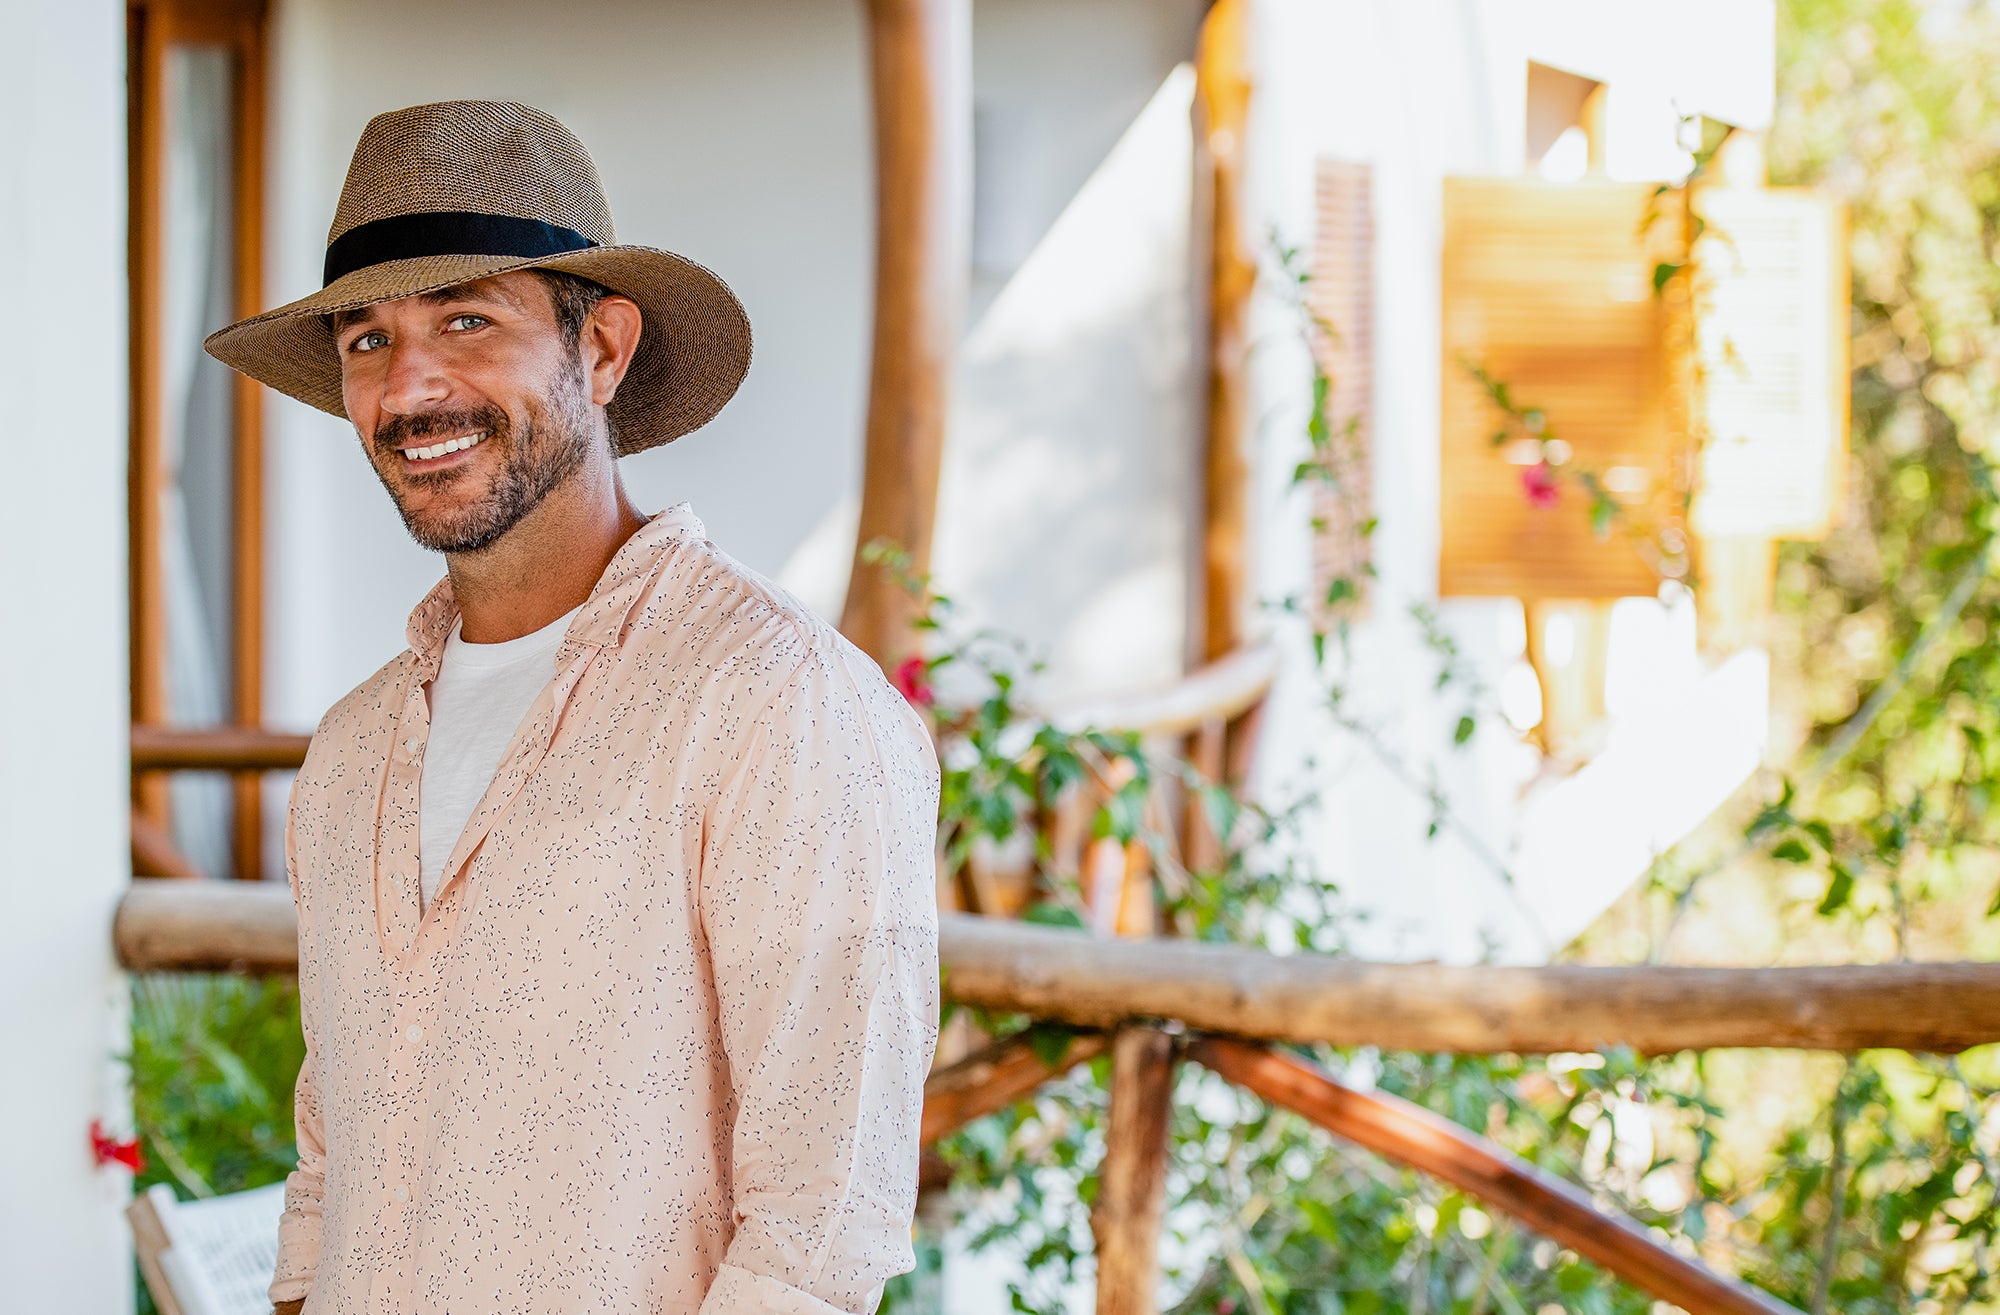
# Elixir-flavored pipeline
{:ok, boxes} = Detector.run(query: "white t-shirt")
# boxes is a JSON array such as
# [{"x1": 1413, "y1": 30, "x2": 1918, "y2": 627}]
[{"x1": 418, "y1": 605, "x2": 580, "y2": 913}]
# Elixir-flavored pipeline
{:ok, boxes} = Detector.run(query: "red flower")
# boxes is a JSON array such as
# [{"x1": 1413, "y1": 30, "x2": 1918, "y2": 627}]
[
  {"x1": 90, "y1": 1119, "x2": 144, "y2": 1173},
  {"x1": 1521, "y1": 460, "x2": 1561, "y2": 509},
  {"x1": 892, "y1": 655, "x2": 935, "y2": 708}
]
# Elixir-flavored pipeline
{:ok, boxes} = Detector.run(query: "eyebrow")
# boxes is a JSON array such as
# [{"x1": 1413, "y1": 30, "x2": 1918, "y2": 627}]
[{"x1": 331, "y1": 282, "x2": 515, "y2": 335}]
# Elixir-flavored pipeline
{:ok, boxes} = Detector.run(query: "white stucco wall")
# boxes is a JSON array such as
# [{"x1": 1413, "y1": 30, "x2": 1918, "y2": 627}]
[
  {"x1": 262, "y1": 0, "x2": 878, "y2": 737},
  {"x1": 0, "y1": 1, "x2": 134, "y2": 1310},
  {"x1": 262, "y1": 0, "x2": 1205, "y2": 725}
]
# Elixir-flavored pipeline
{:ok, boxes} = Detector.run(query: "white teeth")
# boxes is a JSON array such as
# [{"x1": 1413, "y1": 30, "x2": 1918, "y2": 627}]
[{"x1": 402, "y1": 431, "x2": 485, "y2": 461}]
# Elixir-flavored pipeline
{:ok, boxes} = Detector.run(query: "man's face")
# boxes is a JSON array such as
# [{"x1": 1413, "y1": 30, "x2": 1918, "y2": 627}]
[{"x1": 335, "y1": 272, "x2": 598, "y2": 554}]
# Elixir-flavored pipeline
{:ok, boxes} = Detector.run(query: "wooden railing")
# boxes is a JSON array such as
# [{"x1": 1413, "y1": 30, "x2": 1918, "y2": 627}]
[
  {"x1": 117, "y1": 646, "x2": 1995, "y2": 1315},
  {"x1": 114, "y1": 881, "x2": 2000, "y2": 1315}
]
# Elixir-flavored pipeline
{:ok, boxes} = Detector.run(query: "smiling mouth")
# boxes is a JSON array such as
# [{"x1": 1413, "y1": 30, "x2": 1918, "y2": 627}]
[{"x1": 400, "y1": 431, "x2": 488, "y2": 462}]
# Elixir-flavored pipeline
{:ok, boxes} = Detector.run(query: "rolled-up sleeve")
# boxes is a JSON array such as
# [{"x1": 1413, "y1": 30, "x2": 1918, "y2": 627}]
[
  {"x1": 271, "y1": 791, "x2": 327, "y2": 1307},
  {"x1": 695, "y1": 637, "x2": 942, "y2": 1315}
]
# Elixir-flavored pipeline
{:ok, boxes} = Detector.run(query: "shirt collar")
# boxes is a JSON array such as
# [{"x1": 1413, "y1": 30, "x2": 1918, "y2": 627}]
[{"x1": 403, "y1": 502, "x2": 706, "y2": 665}]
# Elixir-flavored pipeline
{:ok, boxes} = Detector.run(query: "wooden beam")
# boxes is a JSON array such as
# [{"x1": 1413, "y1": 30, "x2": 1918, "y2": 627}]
[
  {"x1": 1190, "y1": 1037, "x2": 1799, "y2": 1315},
  {"x1": 116, "y1": 879, "x2": 296, "y2": 973},
  {"x1": 131, "y1": 724, "x2": 311, "y2": 772},
  {"x1": 932, "y1": 914, "x2": 2000, "y2": 1054},
  {"x1": 1091, "y1": 1028, "x2": 1177, "y2": 1315},
  {"x1": 840, "y1": 0, "x2": 969, "y2": 671},
  {"x1": 922, "y1": 1029, "x2": 1108, "y2": 1145},
  {"x1": 113, "y1": 888, "x2": 2000, "y2": 1054}
]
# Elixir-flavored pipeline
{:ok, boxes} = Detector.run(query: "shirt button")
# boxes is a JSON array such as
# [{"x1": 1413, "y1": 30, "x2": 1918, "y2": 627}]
[
  {"x1": 405, "y1": 1025, "x2": 423, "y2": 1043},
  {"x1": 403, "y1": 737, "x2": 423, "y2": 758},
  {"x1": 394, "y1": 1184, "x2": 409, "y2": 1202}
]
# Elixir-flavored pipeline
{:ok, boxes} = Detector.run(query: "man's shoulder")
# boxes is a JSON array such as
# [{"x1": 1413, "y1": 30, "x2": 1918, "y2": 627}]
[
  {"x1": 299, "y1": 650, "x2": 411, "y2": 774},
  {"x1": 651, "y1": 536, "x2": 936, "y2": 759},
  {"x1": 638, "y1": 532, "x2": 853, "y2": 684}
]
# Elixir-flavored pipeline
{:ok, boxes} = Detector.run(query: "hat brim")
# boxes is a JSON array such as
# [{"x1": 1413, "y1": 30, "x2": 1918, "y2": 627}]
[{"x1": 202, "y1": 245, "x2": 752, "y2": 455}]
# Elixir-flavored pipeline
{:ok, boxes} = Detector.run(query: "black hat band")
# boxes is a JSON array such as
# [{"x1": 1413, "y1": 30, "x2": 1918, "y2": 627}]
[{"x1": 323, "y1": 211, "x2": 598, "y2": 286}]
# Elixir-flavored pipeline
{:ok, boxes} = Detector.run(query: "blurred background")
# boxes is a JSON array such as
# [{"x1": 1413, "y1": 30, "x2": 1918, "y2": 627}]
[{"x1": 12, "y1": 0, "x2": 2000, "y2": 1310}]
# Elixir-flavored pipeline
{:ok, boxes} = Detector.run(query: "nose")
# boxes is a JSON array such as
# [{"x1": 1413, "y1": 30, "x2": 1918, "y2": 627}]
[{"x1": 376, "y1": 336, "x2": 454, "y2": 422}]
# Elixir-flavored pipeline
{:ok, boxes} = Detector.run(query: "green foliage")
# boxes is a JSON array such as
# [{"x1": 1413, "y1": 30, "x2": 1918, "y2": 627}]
[{"x1": 128, "y1": 973, "x2": 306, "y2": 1315}]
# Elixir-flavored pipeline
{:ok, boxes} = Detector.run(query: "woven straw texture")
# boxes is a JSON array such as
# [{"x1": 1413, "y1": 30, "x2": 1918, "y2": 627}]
[{"x1": 203, "y1": 100, "x2": 751, "y2": 454}]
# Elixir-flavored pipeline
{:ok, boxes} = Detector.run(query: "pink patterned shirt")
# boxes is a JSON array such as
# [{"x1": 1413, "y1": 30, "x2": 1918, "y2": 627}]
[{"x1": 271, "y1": 504, "x2": 941, "y2": 1315}]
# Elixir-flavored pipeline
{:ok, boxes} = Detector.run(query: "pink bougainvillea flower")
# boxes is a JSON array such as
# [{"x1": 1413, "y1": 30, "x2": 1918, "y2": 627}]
[
  {"x1": 893, "y1": 654, "x2": 935, "y2": 708},
  {"x1": 1521, "y1": 460, "x2": 1561, "y2": 509}
]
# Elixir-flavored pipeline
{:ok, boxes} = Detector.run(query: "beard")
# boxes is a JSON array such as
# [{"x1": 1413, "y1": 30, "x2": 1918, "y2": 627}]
[{"x1": 367, "y1": 357, "x2": 596, "y2": 555}]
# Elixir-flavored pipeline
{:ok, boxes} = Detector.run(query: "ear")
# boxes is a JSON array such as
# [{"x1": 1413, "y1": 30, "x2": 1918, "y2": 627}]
[{"x1": 580, "y1": 295, "x2": 643, "y2": 407}]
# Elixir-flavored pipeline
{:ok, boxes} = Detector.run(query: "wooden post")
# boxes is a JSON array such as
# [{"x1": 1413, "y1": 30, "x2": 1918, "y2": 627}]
[
  {"x1": 229, "y1": 0, "x2": 269, "y2": 879},
  {"x1": 1091, "y1": 1027, "x2": 1177, "y2": 1315},
  {"x1": 1194, "y1": 0, "x2": 1253, "y2": 666},
  {"x1": 128, "y1": 0, "x2": 169, "y2": 828},
  {"x1": 841, "y1": 0, "x2": 969, "y2": 671}
]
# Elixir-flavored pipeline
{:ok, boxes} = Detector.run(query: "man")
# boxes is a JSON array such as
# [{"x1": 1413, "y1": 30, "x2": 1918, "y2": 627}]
[{"x1": 204, "y1": 100, "x2": 942, "y2": 1315}]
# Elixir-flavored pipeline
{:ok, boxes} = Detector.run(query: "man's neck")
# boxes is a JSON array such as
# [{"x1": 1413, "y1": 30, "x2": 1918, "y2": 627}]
[{"x1": 445, "y1": 461, "x2": 648, "y2": 645}]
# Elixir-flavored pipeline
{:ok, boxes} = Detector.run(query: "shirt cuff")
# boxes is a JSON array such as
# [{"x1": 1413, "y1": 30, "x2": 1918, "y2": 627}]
[{"x1": 697, "y1": 1262, "x2": 865, "y2": 1315}]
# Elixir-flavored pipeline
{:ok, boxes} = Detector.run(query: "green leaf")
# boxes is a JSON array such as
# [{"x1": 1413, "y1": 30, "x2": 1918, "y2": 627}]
[
  {"x1": 1818, "y1": 862, "x2": 1856, "y2": 916},
  {"x1": 1590, "y1": 495, "x2": 1616, "y2": 539},
  {"x1": 1653, "y1": 261, "x2": 1683, "y2": 293},
  {"x1": 1453, "y1": 714, "x2": 1477, "y2": 745},
  {"x1": 1025, "y1": 1026, "x2": 1076, "y2": 1069},
  {"x1": 1771, "y1": 838, "x2": 1813, "y2": 863},
  {"x1": 1300, "y1": 1197, "x2": 1341, "y2": 1242},
  {"x1": 1020, "y1": 902, "x2": 1086, "y2": 931}
]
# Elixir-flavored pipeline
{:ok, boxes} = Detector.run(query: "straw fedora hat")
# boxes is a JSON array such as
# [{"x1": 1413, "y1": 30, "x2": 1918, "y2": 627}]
[{"x1": 204, "y1": 99, "x2": 752, "y2": 454}]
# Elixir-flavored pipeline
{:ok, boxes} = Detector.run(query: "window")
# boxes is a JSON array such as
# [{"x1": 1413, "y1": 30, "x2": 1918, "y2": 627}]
[
  {"x1": 1525, "y1": 61, "x2": 1603, "y2": 181},
  {"x1": 128, "y1": 0, "x2": 269, "y2": 879}
]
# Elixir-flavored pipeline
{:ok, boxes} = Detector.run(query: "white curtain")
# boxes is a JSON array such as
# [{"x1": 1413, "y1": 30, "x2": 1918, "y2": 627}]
[{"x1": 161, "y1": 45, "x2": 237, "y2": 879}]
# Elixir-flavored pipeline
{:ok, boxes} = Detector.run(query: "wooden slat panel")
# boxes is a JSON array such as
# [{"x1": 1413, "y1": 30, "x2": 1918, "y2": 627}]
[
  {"x1": 1439, "y1": 179, "x2": 1683, "y2": 598},
  {"x1": 1691, "y1": 187, "x2": 1848, "y2": 540},
  {"x1": 1308, "y1": 158, "x2": 1375, "y2": 618}
]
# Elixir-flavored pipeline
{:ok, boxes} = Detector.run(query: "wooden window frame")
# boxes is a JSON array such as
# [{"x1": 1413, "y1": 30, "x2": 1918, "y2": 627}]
[{"x1": 128, "y1": 0, "x2": 268, "y2": 879}]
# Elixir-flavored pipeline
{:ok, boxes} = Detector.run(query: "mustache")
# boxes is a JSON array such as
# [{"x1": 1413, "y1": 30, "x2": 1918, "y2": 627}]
[{"x1": 372, "y1": 405, "x2": 509, "y2": 457}]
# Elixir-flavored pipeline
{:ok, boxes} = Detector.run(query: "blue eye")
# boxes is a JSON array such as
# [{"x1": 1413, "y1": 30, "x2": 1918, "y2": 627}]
[
  {"x1": 348, "y1": 331, "x2": 388, "y2": 353},
  {"x1": 446, "y1": 314, "x2": 489, "y2": 332}
]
